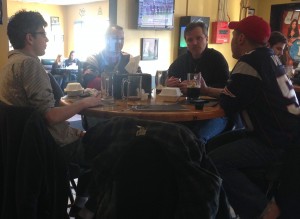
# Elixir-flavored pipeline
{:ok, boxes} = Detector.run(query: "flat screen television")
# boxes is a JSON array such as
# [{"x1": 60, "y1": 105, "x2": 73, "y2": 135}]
[
  {"x1": 137, "y1": 0, "x2": 175, "y2": 30},
  {"x1": 179, "y1": 26, "x2": 187, "y2": 47}
]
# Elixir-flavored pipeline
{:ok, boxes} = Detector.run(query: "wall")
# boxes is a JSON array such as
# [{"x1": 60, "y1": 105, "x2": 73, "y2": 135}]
[
  {"x1": 7, "y1": 2, "x2": 67, "y2": 58},
  {"x1": 118, "y1": 0, "x2": 243, "y2": 75},
  {"x1": 7, "y1": 1, "x2": 109, "y2": 59},
  {"x1": 186, "y1": 0, "x2": 241, "y2": 71},
  {"x1": 1, "y1": 0, "x2": 292, "y2": 71},
  {"x1": 256, "y1": 0, "x2": 292, "y2": 21},
  {"x1": 7, "y1": 2, "x2": 65, "y2": 27},
  {"x1": 65, "y1": 1, "x2": 109, "y2": 57},
  {"x1": 117, "y1": 0, "x2": 173, "y2": 75},
  {"x1": 0, "y1": 0, "x2": 243, "y2": 73}
]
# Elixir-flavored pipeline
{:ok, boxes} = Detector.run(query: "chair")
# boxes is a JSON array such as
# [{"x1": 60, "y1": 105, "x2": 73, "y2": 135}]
[
  {"x1": 67, "y1": 162, "x2": 91, "y2": 206},
  {"x1": 0, "y1": 103, "x2": 69, "y2": 219},
  {"x1": 48, "y1": 73, "x2": 65, "y2": 106},
  {"x1": 41, "y1": 58, "x2": 55, "y2": 73},
  {"x1": 82, "y1": 116, "x2": 232, "y2": 219},
  {"x1": 76, "y1": 61, "x2": 85, "y2": 86},
  {"x1": 67, "y1": 163, "x2": 79, "y2": 206},
  {"x1": 155, "y1": 70, "x2": 168, "y2": 87}
]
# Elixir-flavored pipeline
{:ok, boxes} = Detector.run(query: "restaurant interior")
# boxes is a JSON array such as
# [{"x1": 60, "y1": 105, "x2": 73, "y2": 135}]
[
  {"x1": 0, "y1": 0, "x2": 299, "y2": 76},
  {"x1": 1, "y1": 0, "x2": 300, "y2": 218}
]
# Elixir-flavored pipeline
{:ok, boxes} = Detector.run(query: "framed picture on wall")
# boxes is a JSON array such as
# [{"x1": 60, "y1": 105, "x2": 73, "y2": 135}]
[
  {"x1": 141, "y1": 38, "x2": 158, "y2": 60},
  {"x1": 50, "y1": 16, "x2": 60, "y2": 32},
  {"x1": 50, "y1": 16, "x2": 59, "y2": 24}
]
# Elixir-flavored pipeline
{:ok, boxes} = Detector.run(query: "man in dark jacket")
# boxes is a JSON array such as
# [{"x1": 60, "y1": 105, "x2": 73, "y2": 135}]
[
  {"x1": 201, "y1": 16, "x2": 300, "y2": 218},
  {"x1": 82, "y1": 25, "x2": 131, "y2": 90},
  {"x1": 166, "y1": 22, "x2": 230, "y2": 145}
]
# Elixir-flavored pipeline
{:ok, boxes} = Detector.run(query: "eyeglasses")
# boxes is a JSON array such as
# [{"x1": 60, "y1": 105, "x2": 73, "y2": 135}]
[{"x1": 31, "y1": 31, "x2": 47, "y2": 37}]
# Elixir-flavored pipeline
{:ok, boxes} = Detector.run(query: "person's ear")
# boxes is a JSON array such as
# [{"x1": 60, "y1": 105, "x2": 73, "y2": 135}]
[
  {"x1": 238, "y1": 33, "x2": 246, "y2": 45},
  {"x1": 25, "y1": 33, "x2": 34, "y2": 45}
]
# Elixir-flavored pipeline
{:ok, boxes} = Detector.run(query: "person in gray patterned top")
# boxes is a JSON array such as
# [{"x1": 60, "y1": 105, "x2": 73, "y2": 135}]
[
  {"x1": 0, "y1": 10, "x2": 102, "y2": 217},
  {"x1": 82, "y1": 25, "x2": 131, "y2": 90}
]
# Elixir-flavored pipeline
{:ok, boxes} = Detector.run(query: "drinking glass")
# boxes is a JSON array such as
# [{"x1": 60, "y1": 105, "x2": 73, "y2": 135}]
[
  {"x1": 101, "y1": 74, "x2": 113, "y2": 100},
  {"x1": 121, "y1": 75, "x2": 142, "y2": 101},
  {"x1": 155, "y1": 70, "x2": 168, "y2": 94},
  {"x1": 186, "y1": 72, "x2": 201, "y2": 100}
]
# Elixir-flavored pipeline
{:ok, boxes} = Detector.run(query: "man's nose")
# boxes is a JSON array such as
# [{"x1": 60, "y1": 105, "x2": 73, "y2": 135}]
[{"x1": 190, "y1": 39, "x2": 198, "y2": 44}]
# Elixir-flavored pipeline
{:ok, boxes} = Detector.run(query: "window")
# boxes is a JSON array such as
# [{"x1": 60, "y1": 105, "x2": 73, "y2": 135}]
[{"x1": 74, "y1": 18, "x2": 109, "y2": 61}]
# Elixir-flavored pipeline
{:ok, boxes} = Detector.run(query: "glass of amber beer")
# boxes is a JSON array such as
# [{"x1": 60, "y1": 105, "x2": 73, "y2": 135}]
[{"x1": 186, "y1": 72, "x2": 201, "y2": 100}]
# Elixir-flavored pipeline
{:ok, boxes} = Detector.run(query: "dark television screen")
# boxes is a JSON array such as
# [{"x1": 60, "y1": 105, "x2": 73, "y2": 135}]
[{"x1": 137, "y1": 0, "x2": 175, "y2": 30}]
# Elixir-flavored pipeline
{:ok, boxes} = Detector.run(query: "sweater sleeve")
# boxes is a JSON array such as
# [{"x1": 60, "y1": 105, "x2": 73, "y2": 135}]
[{"x1": 206, "y1": 49, "x2": 229, "y2": 88}]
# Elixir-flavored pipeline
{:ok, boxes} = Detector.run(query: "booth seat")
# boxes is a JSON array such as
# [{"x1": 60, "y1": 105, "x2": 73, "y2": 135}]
[{"x1": 41, "y1": 58, "x2": 55, "y2": 73}]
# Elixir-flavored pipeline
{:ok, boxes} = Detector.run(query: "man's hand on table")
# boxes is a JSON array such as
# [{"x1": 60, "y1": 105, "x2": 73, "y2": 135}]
[
  {"x1": 77, "y1": 91, "x2": 102, "y2": 108},
  {"x1": 166, "y1": 76, "x2": 187, "y2": 95}
]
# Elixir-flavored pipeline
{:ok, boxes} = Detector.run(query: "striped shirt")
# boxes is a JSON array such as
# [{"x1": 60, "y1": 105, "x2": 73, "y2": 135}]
[
  {"x1": 0, "y1": 50, "x2": 79, "y2": 146},
  {"x1": 220, "y1": 47, "x2": 300, "y2": 148}
]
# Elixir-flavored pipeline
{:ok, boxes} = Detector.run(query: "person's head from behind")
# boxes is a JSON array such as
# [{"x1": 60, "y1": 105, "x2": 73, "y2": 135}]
[
  {"x1": 228, "y1": 15, "x2": 271, "y2": 59},
  {"x1": 7, "y1": 10, "x2": 48, "y2": 56},
  {"x1": 268, "y1": 31, "x2": 287, "y2": 57},
  {"x1": 184, "y1": 22, "x2": 208, "y2": 58},
  {"x1": 105, "y1": 24, "x2": 124, "y2": 54}
]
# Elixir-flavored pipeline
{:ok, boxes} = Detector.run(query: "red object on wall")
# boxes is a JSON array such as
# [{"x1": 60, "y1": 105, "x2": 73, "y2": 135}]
[{"x1": 211, "y1": 21, "x2": 230, "y2": 44}]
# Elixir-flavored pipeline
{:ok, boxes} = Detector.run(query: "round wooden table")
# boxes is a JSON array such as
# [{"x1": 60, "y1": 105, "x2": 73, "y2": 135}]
[{"x1": 60, "y1": 96, "x2": 225, "y2": 122}]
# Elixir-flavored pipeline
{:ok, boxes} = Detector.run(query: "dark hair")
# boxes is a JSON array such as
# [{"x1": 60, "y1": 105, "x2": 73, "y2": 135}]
[
  {"x1": 287, "y1": 19, "x2": 299, "y2": 38},
  {"x1": 184, "y1": 22, "x2": 208, "y2": 39},
  {"x1": 268, "y1": 31, "x2": 287, "y2": 47},
  {"x1": 105, "y1": 24, "x2": 124, "y2": 38},
  {"x1": 68, "y1": 50, "x2": 75, "y2": 58},
  {"x1": 7, "y1": 10, "x2": 47, "y2": 49}
]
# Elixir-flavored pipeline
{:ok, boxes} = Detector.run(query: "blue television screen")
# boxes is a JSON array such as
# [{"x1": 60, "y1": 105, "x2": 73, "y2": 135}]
[
  {"x1": 137, "y1": 0, "x2": 175, "y2": 30},
  {"x1": 179, "y1": 26, "x2": 187, "y2": 47}
]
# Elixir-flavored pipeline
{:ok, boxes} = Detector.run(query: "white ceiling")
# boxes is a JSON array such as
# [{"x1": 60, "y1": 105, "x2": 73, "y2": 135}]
[{"x1": 9, "y1": 0, "x2": 106, "y2": 6}]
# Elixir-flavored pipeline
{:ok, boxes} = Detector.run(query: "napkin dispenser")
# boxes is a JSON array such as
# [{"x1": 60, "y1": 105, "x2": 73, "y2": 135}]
[{"x1": 113, "y1": 73, "x2": 152, "y2": 99}]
